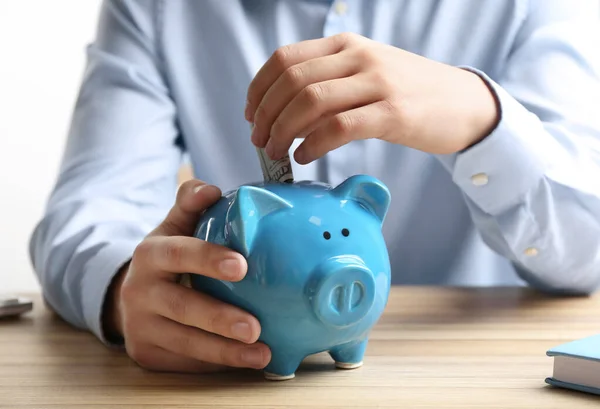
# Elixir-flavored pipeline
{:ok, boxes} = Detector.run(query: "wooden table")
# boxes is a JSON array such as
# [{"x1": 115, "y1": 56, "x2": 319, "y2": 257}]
[{"x1": 1, "y1": 287, "x2": 599, "y2": 408}]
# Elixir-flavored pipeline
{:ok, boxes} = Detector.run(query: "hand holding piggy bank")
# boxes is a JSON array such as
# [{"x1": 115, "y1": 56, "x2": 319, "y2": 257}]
[{"x1": 191, "y1": 175, "x2": 392, "y2": 380}]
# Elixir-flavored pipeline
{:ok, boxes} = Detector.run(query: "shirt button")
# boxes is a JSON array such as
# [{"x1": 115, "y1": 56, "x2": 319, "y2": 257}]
[
  {"x1": 471, "y1": 173, "x2": 489, "y2": 186},
  {"x1": 524, "y1": 247, "x2": 539, "y2": 257},
  {"x1": 334, "y1": 1, "x2": 348, "y2": 16}
]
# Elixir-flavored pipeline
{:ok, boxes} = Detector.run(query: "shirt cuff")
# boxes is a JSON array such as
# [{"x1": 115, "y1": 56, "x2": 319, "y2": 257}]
[
  {"x1": 81, "y1": 239, "x2": 138, "y2": 347},
  {"x1": 435, "y1": 67, "x2": 550, "y2": 215}
]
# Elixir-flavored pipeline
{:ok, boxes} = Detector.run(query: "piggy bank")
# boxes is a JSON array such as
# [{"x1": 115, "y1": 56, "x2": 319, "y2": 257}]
[{"x1": 190, "y1": 174, "x2": 391, "y2": 380}]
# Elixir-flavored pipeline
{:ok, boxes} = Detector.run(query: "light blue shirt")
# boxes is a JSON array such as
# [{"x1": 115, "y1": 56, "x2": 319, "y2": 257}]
[{"x1": 29, "y1": 0, "x2": 600, "y2": 344}]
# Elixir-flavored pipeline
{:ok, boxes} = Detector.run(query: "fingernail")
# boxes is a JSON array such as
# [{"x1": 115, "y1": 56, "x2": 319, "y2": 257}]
[
  {"x1": 295, "y1": 148, "x2": 307, "y2": 164},
  {"x1": 241, "y1": 347, "x2": 265, "y2": 366},
  {"x1": 231, "y1": 321, "x2": 252, "y2": 342},
  {"x1": 219, "y1": 258, "x2": 242, "y2": 280},
  {"x1": 265, "y1": 141, "x2": 276, "y2": 159},
  {"x1": 194, "y1": 184, "x2": 220, "y2": 196},
  {"x1": 250, "y1": 124, "x2": 259, "y2": 145},
  {"x1": 244, "y1": 100, "x2": 252, "y2": 122}
]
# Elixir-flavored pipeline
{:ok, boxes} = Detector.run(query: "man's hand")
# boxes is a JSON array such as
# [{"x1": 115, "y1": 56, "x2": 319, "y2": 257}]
[
  {"x1": 245, "y1": 32, "x2": 499, "y2": 164},
  {"x1": 103, "y1": 180, "x2": 271, "y2": 373}
]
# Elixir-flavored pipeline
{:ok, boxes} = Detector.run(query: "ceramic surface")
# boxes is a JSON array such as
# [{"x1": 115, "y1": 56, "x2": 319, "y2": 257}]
[{"x1": 190, "y1": 175, "x2": 392, "y2": 380}]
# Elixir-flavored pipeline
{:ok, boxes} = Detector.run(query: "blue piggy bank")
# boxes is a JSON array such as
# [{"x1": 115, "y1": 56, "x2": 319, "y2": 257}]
[{"x1": 190, "y1": 174, "x2": 391, "y2": 380}]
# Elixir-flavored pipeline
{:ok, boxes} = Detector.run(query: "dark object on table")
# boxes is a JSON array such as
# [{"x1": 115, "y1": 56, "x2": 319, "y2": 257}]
[{"x1": 0, "y1": 295, "x2": 33, "y2": 318}]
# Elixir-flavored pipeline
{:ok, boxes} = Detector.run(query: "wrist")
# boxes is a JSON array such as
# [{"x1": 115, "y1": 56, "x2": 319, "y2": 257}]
[
  {"x1": 101, "y1": 262, "x2": 129, "y2": 343},
  {"x1": 458, "y1": 67, "x2": 500, "y2": 151}
]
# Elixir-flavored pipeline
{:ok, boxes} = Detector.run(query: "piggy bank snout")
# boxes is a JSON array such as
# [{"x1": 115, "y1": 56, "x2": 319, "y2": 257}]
[{"x1": 308, "y1": 257, "x2": 376, "y2": 328}]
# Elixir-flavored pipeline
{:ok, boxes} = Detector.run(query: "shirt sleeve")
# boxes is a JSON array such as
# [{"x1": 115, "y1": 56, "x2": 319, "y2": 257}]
[
  {"x1": 28, "y1": 0, "x2": 182, "y2": 343},
  {"x1": 436, "y1": 0, "x2": 600, "y2": 294}
]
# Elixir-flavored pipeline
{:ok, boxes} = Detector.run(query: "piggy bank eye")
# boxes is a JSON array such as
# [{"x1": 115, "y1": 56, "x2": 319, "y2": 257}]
[
  {"x1": 323, "y1": 231, "x2": 331, "y2": 240},
  {"x1": 342, "y1": 228, "x2": 350, "y2": 237}
]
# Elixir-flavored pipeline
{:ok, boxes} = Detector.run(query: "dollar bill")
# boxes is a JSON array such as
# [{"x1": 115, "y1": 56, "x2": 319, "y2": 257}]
[
  {"x1": 249, "y1": 122, "x2": 294, "y2": 183},
  {"x1": 255, "y1": 146, "x2": 294, "y2": 184}
]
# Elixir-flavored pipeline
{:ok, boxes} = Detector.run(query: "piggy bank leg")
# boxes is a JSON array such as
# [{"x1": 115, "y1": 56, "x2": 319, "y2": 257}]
[
  {"x1": 263, "y1": 354, "x2": 303, "y2": 381},
  {"x1": 329, "y1": 339, "x2": 368, "y2": 369}
]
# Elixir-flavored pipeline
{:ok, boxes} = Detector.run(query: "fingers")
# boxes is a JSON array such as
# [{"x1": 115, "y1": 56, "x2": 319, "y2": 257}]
[
  {"x1": 150, "y1": 282, "x2": 261, "y2": 344},
  {"x1": 132, "y1": 235, "x2": 247, "y2": 281},
  {"x1": 251, "y1": 51, "x2": 360, "y2": 148},
  {"x1": 246, "y1": 33, "x2": 356, "y2": 123},
  {"x1": 129, "y1": 344, "x2": 226, "y2": 374},
  {"x1": 153, "y1": 180, "x2": 222, "y2": 237},
  {"x1": 264, "y1": 73, "x2": 383, "y2": 160},
  {"x1": 294, "y1": 100, "x2": 394, "y2": 164},
  {"x1": 149, "y1": 316, "x2": 272, "y2": 369}
]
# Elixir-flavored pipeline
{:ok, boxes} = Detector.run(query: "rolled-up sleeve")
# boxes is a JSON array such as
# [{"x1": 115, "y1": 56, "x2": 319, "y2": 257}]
[
  {"x1": 29, "y1": 0, "x2": 182, "y2": 342},
  {"x1": 437, "y1": 0, "x2": 600, "y2": 294}
]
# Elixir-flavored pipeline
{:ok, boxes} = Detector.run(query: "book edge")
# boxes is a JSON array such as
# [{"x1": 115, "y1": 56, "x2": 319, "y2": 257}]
[
  {"x1": 546, "y1": 334, "x2": 600, "y2": 361},
  {"x1": 545, "y1": 377, "x2": 600, "y2": 396},
  {"x1": 547, "y1": 350, "x2": 600, "y2": 363}
]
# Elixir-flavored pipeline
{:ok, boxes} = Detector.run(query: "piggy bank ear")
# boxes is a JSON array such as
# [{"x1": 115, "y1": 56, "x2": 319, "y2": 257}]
[
  {"x1": 332, "y1": 175, "x2": 391, "y2": 224},
  {"x1": 225, "y1": 186, "x2": 292, "y2": 256}
]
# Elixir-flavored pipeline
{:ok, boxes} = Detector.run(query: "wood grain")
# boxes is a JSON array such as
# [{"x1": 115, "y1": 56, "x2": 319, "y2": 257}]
[{"x1": 1, "y1": 287, "x2": 599, "y2": 408}]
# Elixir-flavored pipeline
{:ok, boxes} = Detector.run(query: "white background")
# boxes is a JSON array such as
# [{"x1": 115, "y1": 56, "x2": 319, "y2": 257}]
[{"x1": 0, "y1": 0, "x2": 102, "y2": 292}]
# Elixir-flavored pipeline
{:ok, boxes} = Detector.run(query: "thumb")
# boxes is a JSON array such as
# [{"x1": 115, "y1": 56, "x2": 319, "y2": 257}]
[{"x1": 152, "y1": 179, "x2": 222, "y2": 237}]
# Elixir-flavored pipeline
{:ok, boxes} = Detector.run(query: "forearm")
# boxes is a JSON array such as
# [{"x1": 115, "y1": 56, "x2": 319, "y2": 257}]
[
  {"x1": 30, "y1": 206, "x2": 141, "y2": 339},
  {"x1": 462, "y1": 176, "x2": 600, "y2": 294},
  {"x1": 29, "y1": 181, "x2": 171, "y2": 341},
  {"x1": 29, "y1": 0, "x2": 184, "y2": 342},
  {"x1": 437, "y1": 69, "x2": 600, "y2": 294}
]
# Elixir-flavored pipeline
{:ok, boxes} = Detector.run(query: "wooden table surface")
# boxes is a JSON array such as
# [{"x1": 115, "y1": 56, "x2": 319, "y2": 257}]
[{"x1": 1, "y1": 287, "x2": 599, "y2": 408}]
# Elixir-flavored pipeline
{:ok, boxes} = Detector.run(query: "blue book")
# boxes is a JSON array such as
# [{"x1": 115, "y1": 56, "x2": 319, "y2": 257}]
[{"x1": 546, "y1": 334, "x2": 600, "y2": 396}]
